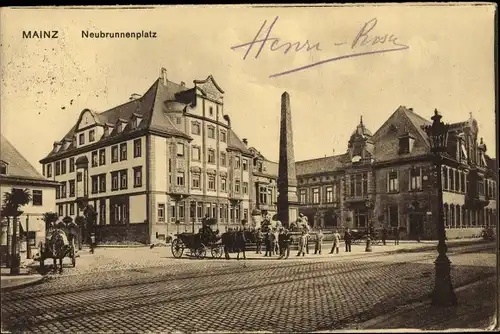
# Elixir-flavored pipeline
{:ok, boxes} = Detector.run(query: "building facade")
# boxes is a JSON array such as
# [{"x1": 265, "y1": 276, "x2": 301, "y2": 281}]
[
  {"x1": 40, "y1": 69, "x2": 255, "y2": 244},
  {"x1": 1, "y1": 135, "x2": 59, "y2": 261},
  {"x1": 295, "y1": 107, "x2": 497, "y2": 239}
]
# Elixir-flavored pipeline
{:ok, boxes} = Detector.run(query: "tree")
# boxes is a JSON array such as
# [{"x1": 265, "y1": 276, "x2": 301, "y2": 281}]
[
  {"x1": 1, "y1": 188, "x2": 32, "y2": 273},
  {"x1": 42, "y1": 212, "x2": 59, "y2": 230}
]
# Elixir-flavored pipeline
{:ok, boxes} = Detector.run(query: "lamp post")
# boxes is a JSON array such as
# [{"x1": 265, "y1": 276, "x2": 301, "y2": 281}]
[
  {"x1": 423, "y1": 109, "x2": 457, "y2": 306},
  {"x1": 365, "y1": 199, "x2": 374, "y2": 252}
]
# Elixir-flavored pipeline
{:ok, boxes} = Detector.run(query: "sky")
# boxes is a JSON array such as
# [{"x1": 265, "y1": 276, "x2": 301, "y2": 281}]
[{"x1": 0, "y1": 4, "x2": 496, "y2": 172}]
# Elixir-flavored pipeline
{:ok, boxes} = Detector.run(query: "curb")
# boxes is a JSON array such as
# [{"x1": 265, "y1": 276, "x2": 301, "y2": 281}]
[{"x1": 0, "y1": 275, "x2": 46, "y2": 293}]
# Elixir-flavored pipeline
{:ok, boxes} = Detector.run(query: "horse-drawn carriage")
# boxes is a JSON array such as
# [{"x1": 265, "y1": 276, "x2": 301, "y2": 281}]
[
  {"x1": 171, "y1": 218, "x2": 224, "y2": 259},
  {"x1": 351, "y1": 229, "x2": 381, "y2": 245},
  {"x1": 38, "y1": 224, "x2": 77, "y2": 272}
]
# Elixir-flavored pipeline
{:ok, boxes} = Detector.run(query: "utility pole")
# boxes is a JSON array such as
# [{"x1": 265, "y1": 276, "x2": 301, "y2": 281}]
[{"x1": 26, "y1": 215, "x2": 31, "y2": 259}]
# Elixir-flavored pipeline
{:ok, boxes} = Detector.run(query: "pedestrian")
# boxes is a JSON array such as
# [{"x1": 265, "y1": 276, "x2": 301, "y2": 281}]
[
  {"x1": 89, "y1": 232, "x2": 96, "y2": 254},
  {"x1": 344, "y1": 228, "x2": 352, "y2": 252},
  {"x1": 395, "y1": 227, "x2": 400, "y2": 245},
  {"x1": 281, "y1": 229, "x2": 291, "y2": 259},
  {"x1": 315, "y1": 229, "x2": 324, "y2": 254},
  {"x1": 297, "y1": 231, "x2": 307, "y2": 256},
  {"x1": 264, "y1": 231, "x2": 273, "y2": 257},
  {"x1": 381, "y1": 226, "x2": 387, "y2": 246},
  {"x1": 305, "y1": 230, "x2": 310, "y2": 254},
  {"x1": 273, "y1": 228, "x2": 280, "y2": 256},
  {"x1": 255, "y1": 228, "x2": 263, "y2": 254},
  {"x1": 330, "y1": 229, "x2": 341, "y2": 254}
]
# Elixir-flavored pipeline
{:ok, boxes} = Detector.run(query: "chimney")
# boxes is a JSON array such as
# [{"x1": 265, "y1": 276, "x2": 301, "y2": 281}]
[
  {"x1": 160, "y1": 67, "x2": 167, "y2": 85},
  {"x1": 180, "y1": 81, "x2": 185, "y2": 87},
  {"x1": 129, "y1": 93, "x2": 141, "y2": 101},
  {"x1": 408, "y1": 107, "x2": 413, "y2": 112},
  {"x1": 242, "y1": 138, "x2": 248, "y2": 146}
]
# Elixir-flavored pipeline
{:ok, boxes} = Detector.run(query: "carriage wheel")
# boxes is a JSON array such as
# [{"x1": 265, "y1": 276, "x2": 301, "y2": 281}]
[
  {"x1": 195, "y1": 247, "x2": 206, "y2": 259},
  {"x1": 171, "y1": 239, "x2": 184, "y2": 258},
  {"x1": 211, "y1": 245, "x2": 223, "y2": 259}
]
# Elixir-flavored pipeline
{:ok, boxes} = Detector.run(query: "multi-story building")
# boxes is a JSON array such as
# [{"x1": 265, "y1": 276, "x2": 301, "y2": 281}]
[
  {"x1": 295, "y1": 107, "x2": 497, "y2": 239},
  {"x1": 248, "y1": 146, "x2": 278, "y2": 226},
  {"x1": 39, "y1": 69, "x2": 254, "y2": 243},
  {"x1": 1, "y1": 135, "x2": 59, "y2": 261}
]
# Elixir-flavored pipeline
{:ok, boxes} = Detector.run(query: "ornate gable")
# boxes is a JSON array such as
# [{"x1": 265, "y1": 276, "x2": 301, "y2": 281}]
[
  {"x1": 193, "y1": 75, "x2": 224, "y2": 102},
  {"x1": 77, "y1": 109, "x2": 102, "y2": 130}
]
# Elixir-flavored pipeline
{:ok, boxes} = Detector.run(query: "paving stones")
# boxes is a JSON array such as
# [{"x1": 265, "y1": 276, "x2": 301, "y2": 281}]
[{"x1": 1, "y1": 245, "x2": 495, "y2": 332}]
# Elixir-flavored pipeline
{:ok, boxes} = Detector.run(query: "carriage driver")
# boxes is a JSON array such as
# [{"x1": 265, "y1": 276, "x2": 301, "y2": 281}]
[{"x1": 200, "y1": 214, "x2": 213, "y2": 246}]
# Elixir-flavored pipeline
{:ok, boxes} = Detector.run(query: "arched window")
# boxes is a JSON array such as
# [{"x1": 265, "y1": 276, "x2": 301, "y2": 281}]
[{"x1": 456, "y1": 205, "x2": 461, "y2": 228}]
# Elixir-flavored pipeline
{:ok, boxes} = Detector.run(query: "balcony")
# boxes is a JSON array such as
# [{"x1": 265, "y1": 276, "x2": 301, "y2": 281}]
[
  {"x1": 256, "y1": 203, "x2": 276, "y2": 211},
  {"x1": 229, "y1": 190, "x2": 242, "y2": 200},
  {"x1": 169, "y1": 185, "x2": 189, "y2": 196}
]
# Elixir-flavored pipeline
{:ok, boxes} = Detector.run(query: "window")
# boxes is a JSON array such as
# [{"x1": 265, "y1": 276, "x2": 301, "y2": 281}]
[
  {"x1": 98, "y1": 174, "x2": 106, "y2": 193},
  {"x1": 443, "y1": 167, "x2": 449, "y2": 191},
  {"x1": 178, "y1": 203, "x2": 185, "y2": 219},
  {"x1": 349, "y1": 175, "x2": 355, "y2": 196},
  {"x1": 91, "y1": 151, "x2": 98, "y2": 167},
  {"x1": 191, "y1": 122, "x2": 201, "y2": 135},
  {"x1": 89, "y1": 130, "x2": 95, "y2": 142},
  {"x1": 220, "y1": 130, "x2": 227, "y2": 143},
  {"x1": 111, "y1": 172, "x2": 119, "y2": 191},
  {"x1": 69, "y1": 158, "x2": 75, "y2": 172},
  {"x1": 158, "y1": 204, "x2": 165, "y2": 222},
  {"x1": 120, "y1": 170, "x2": 128, "y2": 189},
  {"x1": 77, "y1": 172, "x2": 82, "y2": 182},
  {"x1": 56, "y1": 187, "x2": 60, "y2": 199},
  {"x1": 32, "y1": 190, "x2": 42, "y2": 206},
  {"x1": 60, "y1": 182, "x2": 67, "y2": 198},
  {"x1": 242, "y1": 159, "x2": 248, "y2": 171},
  {"x1": 208, "y1": 176, "x2": 216, "y2": 191},
  {"x1": 299, "y1": 189, "x2": 307, "y2": 204},
  {"x1": 207, "y1": 149, "x2": 215, "y2": 164},
  {"x1": 388, "y1": 205, "x2": 398, "y2": 227},
  {"x1": 111, "y1": 146, "x2": 119, "y2": 163},
  {"x1": 99, "y1": 149, "x2": 106, "y2": 166},
  {"x1": 79, "y1": 133, "x2": 85, "y2": 145},
  {"x1": 70, "y1": 203, "x2": 75, "y2": 216},
  {"x1": 399, "y1": 136, "x2": 410, "y2": 154},
  {"x1": 410, "y1": 167, "x2": 422, "y2": 191},
  {"x1": 209, "y1": 106, "x2": 214, "y2": 116},
  {"x1": 197, "y1": 203, "x2": 203, "y2": 221},
  {"x1": 69, "y1": 180, "x2": 75, "y2": 197},
  {"x1": 326, "y1": 186, "x2": 333, "y2": 203},
  {"x1": 177, "y1": 143, "x2": 184, "y2": 157},
  {"x1": 47, "y1": 164, "x2": 52, "y2": 177},
  {"x1": 243, "y1": 182, "x2": 248, "y2": 194},
  {"x1": 207, "y1": 126, "x2": 215, "y2": 139},
  {"x1": 192, "y1": 147, "x2": 201, "y2": 161},
  {"x1": 460, "y1": 172, "x2": 466, "y2": 193},
  {"x1": 312, "y1": 188, "x2": 320, "y2": 204},
  {"x1": 449, "y1": 169, "x2": 455, "y2": 191},
  {"x1": 235, "y1": 156, "x2": 241, "y2": 169},
  {"x1": 91, "y1": 175, "x2": 98, "y2": 194},
  {"x1": 355, "y1": 174, "x2": 362, "y2": 196},
  {"x1": 61, "y1": 160, "x2": 67, "y2": 174},
  {"x1": 388, "y1": 171, "x2": 399, "y2": 192},
  {"x1": 192, "y1": 174, "x2": 200, "y2": 188},
  {"x1": 478, "y1": 177, "x2": 485, "y2": 195},
  {"x1": 177, "y1": 172, "x2": 185, "y2": 186},
  {"x1": 220, "y1": 152, "x2": 227, "y2": 166},
  {"x1": 120, "y1": 143, "x2": 128, "y2": 161},
  {"x1": 220, "y1": 178, "x2": 227, "y2": 191},
  {"x1": 260, "y1": 185, "x2": 268, "y2": 204},
  {"x1": 58, "y1": 205, "x2": 63, "y2": 217},
  {"x1": 176, "y1": 117, "x2": 182, "y2": 125},
  {"x1": 354, "y1": 209, "x2": 367, "y2": 228},
  {"x1": 131, "y1": 167, "x2": 142, "y2": 188},
  {"x1": 133, "y1": 139, "x2": 142, "y2": 158},
  {"x1": 235, "y1": 180, "x2": 241, "y2": 193},
  {"x1": 55, "y1": 161, "x2": 61, "y2": 176},
  {"x1": 362, "y1": 173, "x2": 368, "y2": 195}
]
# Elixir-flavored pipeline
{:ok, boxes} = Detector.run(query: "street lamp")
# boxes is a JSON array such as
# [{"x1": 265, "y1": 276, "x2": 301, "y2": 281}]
[
  {"x1": 423, "y1": 109, "x2": 457, "y2": 306},
  {"x1": 365, "y1": 199, "x2": 374, "y2": 252}
]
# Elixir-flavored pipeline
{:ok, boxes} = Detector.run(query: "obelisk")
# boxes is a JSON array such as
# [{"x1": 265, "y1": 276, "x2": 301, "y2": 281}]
[{"x1": 277, "y1": 92, "x2": 300, "y2": 228}]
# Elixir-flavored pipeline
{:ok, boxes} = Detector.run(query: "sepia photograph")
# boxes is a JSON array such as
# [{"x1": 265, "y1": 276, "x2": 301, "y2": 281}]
[{"x1": 0, "y1": 4, "x2": 497, "y2": 333}]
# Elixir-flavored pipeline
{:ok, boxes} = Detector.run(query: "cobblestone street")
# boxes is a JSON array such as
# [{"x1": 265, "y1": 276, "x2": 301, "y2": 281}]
[{"x1": 1, "y1": 242, "x2": 495, "y2": 332}]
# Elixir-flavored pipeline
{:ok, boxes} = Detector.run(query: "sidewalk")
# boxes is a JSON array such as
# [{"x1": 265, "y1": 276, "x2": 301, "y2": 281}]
[
  {"x1": 355, "y1": 276, "x2": 497, "y2": 330},
  {"x1": 0, "y1": 259, "x2": 44, "y2": 292}
]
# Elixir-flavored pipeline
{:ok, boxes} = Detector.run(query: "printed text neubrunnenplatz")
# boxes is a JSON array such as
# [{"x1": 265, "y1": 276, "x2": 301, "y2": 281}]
[{"x1": 82, "y1": 30, "x2": 157, "y2": 39}]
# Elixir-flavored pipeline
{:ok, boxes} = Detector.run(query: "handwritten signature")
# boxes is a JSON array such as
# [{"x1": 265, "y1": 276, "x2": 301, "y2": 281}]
[{"x1": 231, "y1": 16, "x2": 410, "y2": 78}]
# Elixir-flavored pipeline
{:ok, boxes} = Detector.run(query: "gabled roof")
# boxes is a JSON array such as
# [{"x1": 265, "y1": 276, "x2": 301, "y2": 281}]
[
  {"x1": 228, "y1": 129, "x2": 252, "y2": 155},
  {"x1": 296, "y1": 154, "x2": 349, "y2": 176},
  {"x1": 1, "y1": 135, "x2": 51, "y2": 182}
]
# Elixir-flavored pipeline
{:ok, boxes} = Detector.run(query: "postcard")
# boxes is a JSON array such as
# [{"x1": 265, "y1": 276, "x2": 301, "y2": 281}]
[{"x1": 0, "y1": 4, "x2": 497, "y2": 333}]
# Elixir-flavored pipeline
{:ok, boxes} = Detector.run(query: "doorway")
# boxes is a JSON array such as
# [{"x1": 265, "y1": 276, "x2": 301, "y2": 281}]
[{"x1": 409, "y1": 213, "x2": 424, "y2": 240}]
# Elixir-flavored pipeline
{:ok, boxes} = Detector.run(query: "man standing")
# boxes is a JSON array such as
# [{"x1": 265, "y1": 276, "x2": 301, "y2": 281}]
[
  {"x1": 330, "y1": 229, "x2": 341, "y2": 254},
  {"x1": 255, "y1": 228, "x2": 263, "y2": 254},
  {"x1": 344, "y1": 228, "x2": 352, "y2": 252},
  {"x1": 297, "y1": 231, "x2": 307, "y2": 257},
  {"x1": 381, "y1": 226, "x2": 388, "y2": 246},
  {"x1": 315, "y1": 229, "x2": 324, "y2": 255}
]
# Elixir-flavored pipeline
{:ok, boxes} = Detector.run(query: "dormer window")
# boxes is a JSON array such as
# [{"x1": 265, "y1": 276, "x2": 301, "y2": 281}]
[
  {"x1": 79, "y1": 133, "x2": 85, "y2": 145},
  {"x1": 89, "y1": 129, "x2": 95, "y2": 142},
  {"x1": 399, "y1": 133, "x2": 415, "y2": 154},
  {"x1": 0, "y1": 162, "x2": 7, "y2": 175}
]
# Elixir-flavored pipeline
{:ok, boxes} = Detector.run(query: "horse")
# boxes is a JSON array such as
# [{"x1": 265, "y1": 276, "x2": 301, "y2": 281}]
[
  {"x1": 48, "y1": 230, "x2": 72, "y2": 273},
  {"x1": 221, "y1": 229, "x2": 257, "y2": 260}
]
